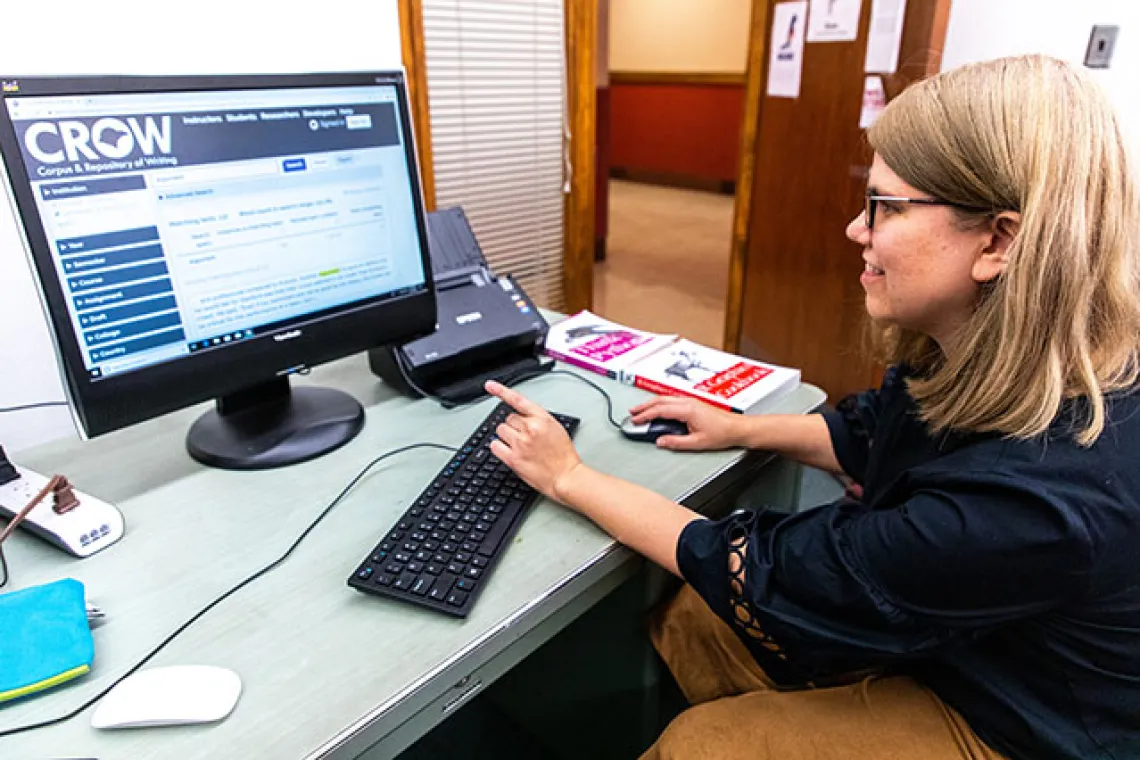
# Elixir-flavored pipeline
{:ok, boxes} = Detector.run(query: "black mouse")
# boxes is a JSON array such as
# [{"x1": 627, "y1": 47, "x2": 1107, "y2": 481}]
[{"x1": 619, "y1": 416, "x2": 690, "y2": 443}]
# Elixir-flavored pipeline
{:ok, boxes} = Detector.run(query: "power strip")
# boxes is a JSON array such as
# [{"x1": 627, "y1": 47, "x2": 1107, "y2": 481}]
[{"x1": 0, "y1": 464, "x2": 125, "y2": 558}]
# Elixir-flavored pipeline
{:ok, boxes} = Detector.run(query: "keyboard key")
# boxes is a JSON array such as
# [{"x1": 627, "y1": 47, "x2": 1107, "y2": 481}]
[
  {"x1": 455, "y1": 578, "x2": 477, "y2": 592},
  {"x1": 410, "y1": 575, "x2": 431, "y2": 596},
  {"x1": 446, "y1": 590, "x2": 469, "y2": 607},
  {"x1": 430, "y1": 573, "x2": 457, "y2": 600}
]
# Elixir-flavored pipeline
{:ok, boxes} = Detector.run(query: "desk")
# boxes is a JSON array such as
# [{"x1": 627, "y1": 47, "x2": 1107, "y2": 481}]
[{"x1": 0, "y1": 353, "x2": 824, "y2": 759}]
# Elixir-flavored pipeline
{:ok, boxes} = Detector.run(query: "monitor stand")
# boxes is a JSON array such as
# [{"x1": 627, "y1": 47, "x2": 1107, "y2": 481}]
[{"x1": 186, "y1": 377, "x2": 365, "y2": 470}]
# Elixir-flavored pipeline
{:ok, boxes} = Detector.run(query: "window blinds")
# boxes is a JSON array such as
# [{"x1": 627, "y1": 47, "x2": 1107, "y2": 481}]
[{"x1": 421, "y1": 0, "x2": 567, "y2": 309}]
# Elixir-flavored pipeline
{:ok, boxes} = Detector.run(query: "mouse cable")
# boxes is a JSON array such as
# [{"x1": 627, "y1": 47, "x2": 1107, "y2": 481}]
[
  {"x1": 0, "y1": 401, "x2": 68, "y2": 414},
  {"x1": 398, "y1": 360, "x2": 624, "y2": 431},
  {"x1": 544, "y1": 369, "x2": 623, "y2": 430},
  {"x1": 0, "y1": 441, "x2": 458, "y2": 739}
]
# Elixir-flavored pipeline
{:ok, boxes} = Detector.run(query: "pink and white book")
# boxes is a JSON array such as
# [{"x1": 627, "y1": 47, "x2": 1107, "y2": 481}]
[
  {"x1": 545, "y1": 313, "x2": 800, "y2": 413},
  {"x1": 543, "y1": 310, "x2": 676, "y2": 379}
]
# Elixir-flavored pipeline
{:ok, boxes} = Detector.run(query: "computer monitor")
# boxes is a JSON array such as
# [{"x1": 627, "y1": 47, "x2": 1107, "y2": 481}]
[{"x1": 0, "y1": 72, "x2": 436, "y2": 470}]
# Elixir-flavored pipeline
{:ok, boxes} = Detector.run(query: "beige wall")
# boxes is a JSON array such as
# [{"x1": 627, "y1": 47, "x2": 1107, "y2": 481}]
[
  {"x1": 598, "y1": 0, "x2": 611, "y2": 85},
  {"x1": 609, "y1": 0, "x2": 752, "y2": 73}
]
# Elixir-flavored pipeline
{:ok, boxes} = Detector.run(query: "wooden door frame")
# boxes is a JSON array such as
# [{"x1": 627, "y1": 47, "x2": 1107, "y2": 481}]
[
  {"x1": 723, "y1": 0, "x2": 772, "y2": 352},
  {"x1": 562, "y1": 0, "x2": 767, "y2": 323},
  {"x1": 563, "y1": 0, "x2": 598, "y2": 313},
  {"x1": 399, "y1": 0, "x2": 436, "y2": 212}
]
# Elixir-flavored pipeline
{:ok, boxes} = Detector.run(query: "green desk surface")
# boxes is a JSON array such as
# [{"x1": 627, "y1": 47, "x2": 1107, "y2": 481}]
[{"x1": 0, "y1": 348, "x2": 824, "y2": 759}]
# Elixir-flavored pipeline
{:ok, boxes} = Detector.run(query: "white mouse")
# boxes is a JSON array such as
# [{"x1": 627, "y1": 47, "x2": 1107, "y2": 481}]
[{"x1": 91, "y1": 665, "x2": 242, "y2": 729}]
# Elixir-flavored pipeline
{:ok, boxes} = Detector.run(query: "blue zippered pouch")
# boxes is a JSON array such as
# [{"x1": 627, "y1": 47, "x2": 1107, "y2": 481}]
[{"x1": 0, "y1": 578, "x2": 93, "y2": 702}]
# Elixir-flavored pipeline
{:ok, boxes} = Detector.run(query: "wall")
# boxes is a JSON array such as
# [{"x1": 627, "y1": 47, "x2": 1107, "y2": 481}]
[
  {"x1": 0, "y1": 0, "x2": 403, "y2": 453},
  {"x1": 941, "y1": 0, "x2": 1140, "y2": 146},
  {"x1": 606, "y1": 0, "x2": 752, "y2": 188},
  {"x1": 596, "y1": 0, "x2": 612, "y2": 257},
  {"x1": 609, "y1": 0, "x2": 752, "y2": 73},
  {"x1": 609, "y1": 83, "x2": 744, "y2": 185}
]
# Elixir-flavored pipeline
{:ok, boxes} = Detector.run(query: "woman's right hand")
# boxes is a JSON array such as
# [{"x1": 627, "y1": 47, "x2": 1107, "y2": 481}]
[{"x1": 628, "y1": 396, "x2": 749, "y2": 451}]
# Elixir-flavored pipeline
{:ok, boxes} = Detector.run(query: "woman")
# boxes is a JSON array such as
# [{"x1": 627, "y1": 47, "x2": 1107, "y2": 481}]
[{"x1": 486, "y1": 55, "x2": 1140, "y2": 760}]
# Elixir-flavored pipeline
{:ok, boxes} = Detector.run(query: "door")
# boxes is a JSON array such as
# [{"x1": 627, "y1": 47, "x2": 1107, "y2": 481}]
[{"x1": 726, "y1": 0, "x2": 952, "y2": 402}]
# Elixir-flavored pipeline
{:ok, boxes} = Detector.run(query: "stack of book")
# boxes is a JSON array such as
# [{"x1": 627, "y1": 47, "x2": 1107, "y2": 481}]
[{"x1": 544, "y1": 311, "x2": 800, "y2": 413}]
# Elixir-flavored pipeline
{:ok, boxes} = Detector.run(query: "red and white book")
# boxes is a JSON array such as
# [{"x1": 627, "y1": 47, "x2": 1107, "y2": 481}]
[
  {"x1": 626, "y1": 339, "x2": 800, "y2": 413},
  {"x1": 545, "y1": 313, "x2": 800, "y2": 413}
]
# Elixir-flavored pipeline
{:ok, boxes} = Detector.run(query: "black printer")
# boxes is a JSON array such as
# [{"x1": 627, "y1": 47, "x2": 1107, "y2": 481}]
[{"x1": 368, "y1": 207, "x2": 551, "y2": 405}]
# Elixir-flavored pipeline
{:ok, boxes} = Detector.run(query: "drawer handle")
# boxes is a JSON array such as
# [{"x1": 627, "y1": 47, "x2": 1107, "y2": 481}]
[{"x1": 442, "y1": 677, "x2": 484, "y2": 715}]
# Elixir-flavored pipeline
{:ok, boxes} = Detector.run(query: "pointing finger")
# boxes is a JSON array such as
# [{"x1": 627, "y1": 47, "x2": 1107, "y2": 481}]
[{"x1": 485, "y1": 380, "x2": 544, "y2": 417}]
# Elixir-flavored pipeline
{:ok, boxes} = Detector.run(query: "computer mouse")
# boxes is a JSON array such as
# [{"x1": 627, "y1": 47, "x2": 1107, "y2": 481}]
[
  {"x1": 91, "y1": 665, "x2": 242, "y2": 729},
  {"x1": 619, "y1": 416, "x2": 690, "y2": 443}
]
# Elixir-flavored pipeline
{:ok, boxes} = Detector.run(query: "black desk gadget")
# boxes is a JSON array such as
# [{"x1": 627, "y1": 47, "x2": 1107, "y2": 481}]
[
  {"x1": 369, "y1": 207, "x2": 551, "y2": 406},
  {"x1": 348, "y1": 402, "x2": 579, "y2": 617}
]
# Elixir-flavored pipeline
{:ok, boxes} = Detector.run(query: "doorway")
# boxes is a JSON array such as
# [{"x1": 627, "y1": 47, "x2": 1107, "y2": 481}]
[{"x1": 591, "y1": 1, "x2": 757, "y2": 349}]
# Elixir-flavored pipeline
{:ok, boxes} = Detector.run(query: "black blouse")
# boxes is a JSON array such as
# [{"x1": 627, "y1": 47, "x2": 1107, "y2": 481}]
[{"x1": 676, "y1": 366, "x2": 1140, "y2": 760}]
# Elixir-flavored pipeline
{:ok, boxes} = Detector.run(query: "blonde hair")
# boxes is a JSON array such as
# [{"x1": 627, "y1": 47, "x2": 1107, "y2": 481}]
[{"x1": 867, "y1": 55, "x2": 1140, "y2": 446}]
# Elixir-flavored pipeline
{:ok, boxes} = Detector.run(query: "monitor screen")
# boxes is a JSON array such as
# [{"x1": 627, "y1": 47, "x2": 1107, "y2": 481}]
[{"x1": 0, "y1": 72, "x2": 436, "y2": 469}]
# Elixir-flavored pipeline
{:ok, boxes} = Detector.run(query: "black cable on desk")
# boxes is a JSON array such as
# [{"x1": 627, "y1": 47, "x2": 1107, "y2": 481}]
[
  {"x1": 0, "y1": 401, "x2": 68, "y2": 414},
  {"x1": 0, "y1": 442, "x2": 458, "y2": 739},
  {"x1": 545, "y1": 369, "x2": 623, "y2": 430},
  {"x1": 405, "y1": 362, "x2": 625, "y2": 431}
]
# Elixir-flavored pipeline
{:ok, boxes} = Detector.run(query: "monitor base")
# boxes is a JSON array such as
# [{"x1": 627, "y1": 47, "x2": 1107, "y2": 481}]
[{"x1": 187, "y1": 382, "x2": 365, "y2": 470}]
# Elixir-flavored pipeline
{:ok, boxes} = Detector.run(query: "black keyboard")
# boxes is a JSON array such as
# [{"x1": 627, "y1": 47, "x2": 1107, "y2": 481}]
[{"x1": 348, "y1": 402, "x2": 580, "y2": 617}]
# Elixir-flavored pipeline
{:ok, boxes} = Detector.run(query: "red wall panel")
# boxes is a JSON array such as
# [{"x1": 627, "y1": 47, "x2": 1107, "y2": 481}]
[{"x1": 609, "y1": 83, "x2": 744, "y2": 184}]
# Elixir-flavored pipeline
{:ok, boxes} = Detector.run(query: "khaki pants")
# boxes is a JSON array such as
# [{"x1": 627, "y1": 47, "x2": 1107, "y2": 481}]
[{"x1": 642, "y1": 585, "x2": 1007, "y2": 760}]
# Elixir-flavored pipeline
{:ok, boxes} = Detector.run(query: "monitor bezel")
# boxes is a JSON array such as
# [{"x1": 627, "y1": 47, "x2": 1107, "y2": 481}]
[{"x1": 0, "y1": 71, "x2": 436, "y2": 438}]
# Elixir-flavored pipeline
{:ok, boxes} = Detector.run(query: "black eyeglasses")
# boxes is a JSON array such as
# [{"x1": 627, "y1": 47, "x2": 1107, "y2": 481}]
[{"x1": 863, "y1": 194, "x2": 988, "y2": 230}]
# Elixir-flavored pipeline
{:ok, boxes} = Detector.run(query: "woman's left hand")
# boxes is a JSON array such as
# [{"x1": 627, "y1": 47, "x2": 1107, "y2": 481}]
[{"x1": 484, "y1": 380, "x2": 583, "y2": 503}]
